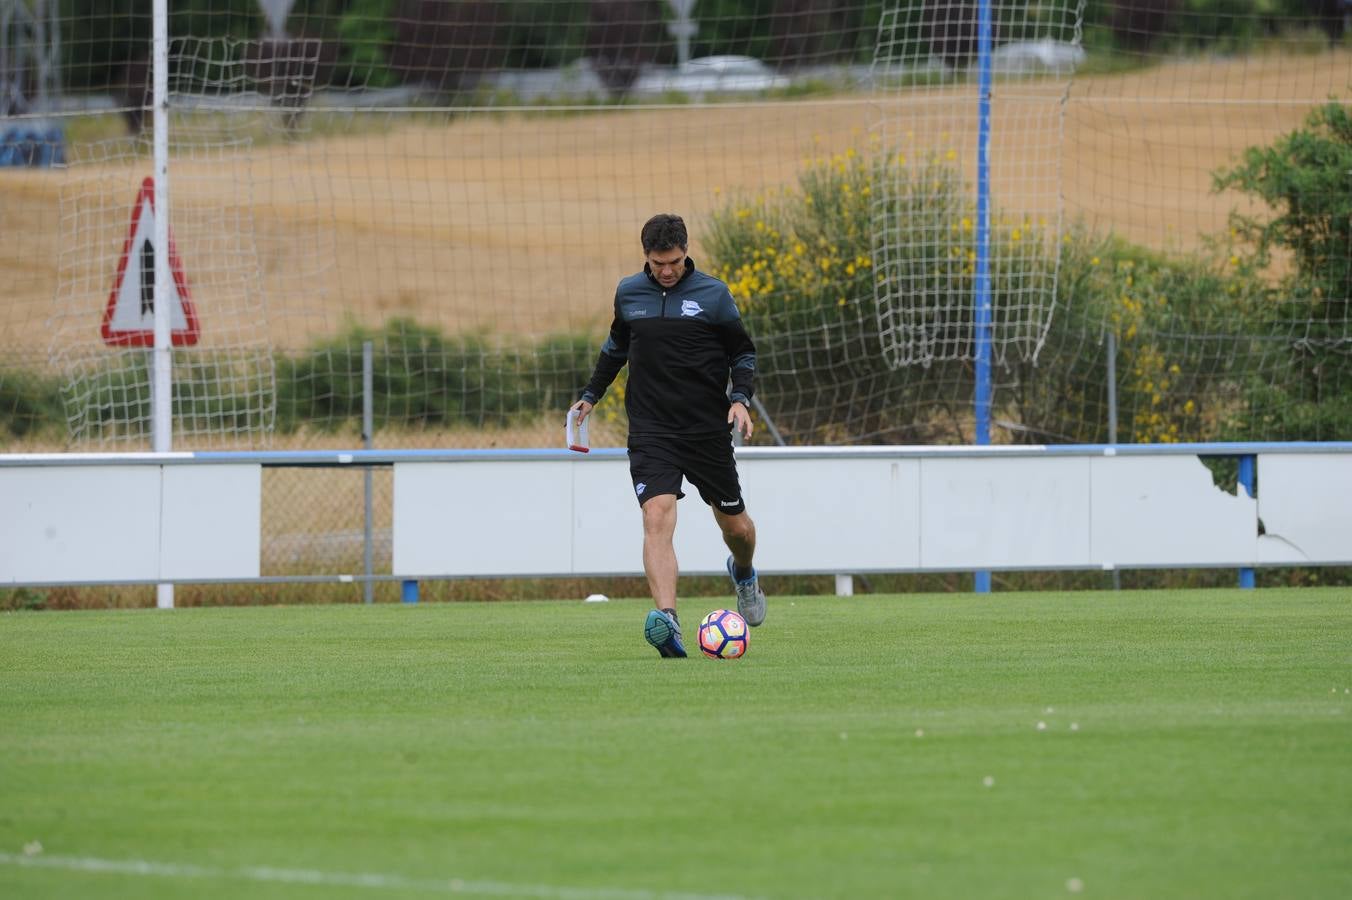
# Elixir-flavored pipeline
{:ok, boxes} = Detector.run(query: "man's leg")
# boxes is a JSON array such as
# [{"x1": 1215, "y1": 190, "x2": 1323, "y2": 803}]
[
  {"x1": 713, "y1": 507, "x2": 756, "y2": 573},
  {"x1": 713, "y1": 507, "x2": 766, "y2": 626},
  {"x1": 643, "y1": 493, "x2": 679, "y2": 609},
  {"x1": 642, "y1": 494, "x2": 686, "y2": 657}
]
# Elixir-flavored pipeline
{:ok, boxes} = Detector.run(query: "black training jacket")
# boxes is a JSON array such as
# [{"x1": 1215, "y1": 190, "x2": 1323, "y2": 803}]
[{"x1": 580, "y1": 258, "x2": 756, "y2": 436}]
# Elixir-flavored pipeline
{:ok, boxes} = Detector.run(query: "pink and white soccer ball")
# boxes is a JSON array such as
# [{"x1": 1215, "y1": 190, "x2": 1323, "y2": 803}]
[{"x1": 698, "y1": 608, "x2": 749, "y2": 659}]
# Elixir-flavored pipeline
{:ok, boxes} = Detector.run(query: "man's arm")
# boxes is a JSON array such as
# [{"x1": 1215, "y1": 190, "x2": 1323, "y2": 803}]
[
  {"x1": 715, "y1": 288, "x2": 757, "y2": 438},
  {"x1": 571, "y1": 304, "x2": 629, "y2": 423},
  {"x1": 717, "y1": 309, "x2": 756, "y2": 406}
]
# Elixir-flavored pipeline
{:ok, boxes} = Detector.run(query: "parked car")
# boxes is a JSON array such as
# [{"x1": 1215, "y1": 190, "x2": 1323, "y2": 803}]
[
  {"x1": 632, "y1": 55, "x2": 790, "y2": 97},
  {"x1": 980, "y1": 40, "x2": 1085, "y2": 77}
]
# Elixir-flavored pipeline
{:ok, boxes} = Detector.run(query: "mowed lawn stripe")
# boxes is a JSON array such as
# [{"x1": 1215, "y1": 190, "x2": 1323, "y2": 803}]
[{"x1": 1, "y1": 589, "x2": 1349, "y2": 899}]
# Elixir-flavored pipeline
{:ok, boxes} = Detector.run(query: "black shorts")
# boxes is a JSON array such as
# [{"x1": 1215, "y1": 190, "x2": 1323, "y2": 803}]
[{"x1": 627, "y1": 432, "x2": 746, "y2": 514}]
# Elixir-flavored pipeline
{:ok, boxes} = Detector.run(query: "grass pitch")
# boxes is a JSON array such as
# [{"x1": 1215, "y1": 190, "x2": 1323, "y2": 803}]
[{"x1": 2, "y1": 588, "x2": 1349, "y2": 899}]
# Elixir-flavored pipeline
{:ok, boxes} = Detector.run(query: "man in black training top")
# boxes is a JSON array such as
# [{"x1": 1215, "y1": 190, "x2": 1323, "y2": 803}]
[{"x1": 570, "y1": 213, "x2": 766, "y2": 658}]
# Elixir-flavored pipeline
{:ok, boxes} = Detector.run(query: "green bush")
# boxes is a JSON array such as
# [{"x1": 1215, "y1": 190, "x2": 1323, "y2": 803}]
[
  {"x1": 275, "y1": 317, "x2": 596, "y2": 432},
  {"x1": 707, "y1": 145, "x2": 1076, "y2": 444},
  {"x1": 0, "y1": 369, "x2": 65, "y2": 439},
  {"x1": 65, "y1": 352, "x2": 274, "y2": 439},
  {"x1": 707, "y1": 147, "x2": 963, "y2": 442},
  {"x1": 1213, "y1": 102, "x2": 1352, "y2": 440},
  {"x1": 707, "y1": 142, "x2": 1293, "y2": 446},
  {"x1": 1008, "y1": 228, "x2": 1270, "y2": 444}
]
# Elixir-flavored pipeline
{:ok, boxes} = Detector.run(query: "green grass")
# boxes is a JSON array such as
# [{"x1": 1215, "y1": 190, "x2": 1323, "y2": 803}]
[{"x1": 1, "y1": 589, "x2": 1350, "y2": 899}]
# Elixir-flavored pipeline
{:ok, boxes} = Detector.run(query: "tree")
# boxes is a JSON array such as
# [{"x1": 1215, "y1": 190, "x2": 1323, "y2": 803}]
[
  {"x1": 768, "y1": 0, "x2": 854, "y2": 67},
  {"x1": 389, "y1": 0, "x2": 504, "y2": 94},
  {"x1": 920, "y1": 0, "x2": 1007, "y2": 69},
  {"x1": 1105, "y1": 0, "x2": 1179, "y2": 53},
  {"x1": 586, "y1": 0, "x2": 666, "y2": 98},
  {"x1": 244, "y1": 37, "x2": 338, "y2": 133},
  {"x1": 1214, "y1": 102, "x2": 1352, "y2": 439}
]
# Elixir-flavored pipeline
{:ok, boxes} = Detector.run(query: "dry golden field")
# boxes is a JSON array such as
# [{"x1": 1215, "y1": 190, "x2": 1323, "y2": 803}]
[{"x1": 2, "y1": 51, "x2": 1347, "y2": 362}]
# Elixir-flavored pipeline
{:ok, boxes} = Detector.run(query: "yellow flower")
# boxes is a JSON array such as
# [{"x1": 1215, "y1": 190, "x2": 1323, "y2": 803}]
[
  {"x1": 945, "y1": 149, "x2": 957, "y2": 161},
  {"x1": 1011, "y1": 228, "x2": 1022, "y2": 242}
]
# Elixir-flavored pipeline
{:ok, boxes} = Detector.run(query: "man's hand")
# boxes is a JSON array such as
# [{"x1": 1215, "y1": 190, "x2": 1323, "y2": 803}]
[
  {"x1": 728, "y1": 401, "x2": 753, "y2": 440},
  {"x1": 570, "y1": 399, "x2": 594, "y2": 424}
]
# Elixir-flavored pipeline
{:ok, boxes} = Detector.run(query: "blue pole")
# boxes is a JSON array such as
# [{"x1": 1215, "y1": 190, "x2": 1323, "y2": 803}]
[
  {"x1": 974, "y1": 0, "x2": 993, "y2": 447},
  {"x1": 973, "y1": 0, "x2": 994, "y2": 595},
  {"x1": 1238, "y1": 455, "x2": 1256, "y2": 589}
]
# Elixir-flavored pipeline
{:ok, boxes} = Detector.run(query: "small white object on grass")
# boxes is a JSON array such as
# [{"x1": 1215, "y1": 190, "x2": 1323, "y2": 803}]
[
  {"x1": 982, "y1": 775, "x2": 995, "y2": 788},
  {"x1": 915, "y1": 728, "x2": 924, "y2": 738},
  {"x1": 1066, "y1": 877, "x2": 1084, "y2": 893},
  {"x1": 583, "y1": 593, "x2": 609, "y2": 603},
  {"x1": 23, "y1": 841, "x2": 42, "y2": 856},
  {"x1": 1036, "y1": 721, "x2": 1047, "y2": 731}
]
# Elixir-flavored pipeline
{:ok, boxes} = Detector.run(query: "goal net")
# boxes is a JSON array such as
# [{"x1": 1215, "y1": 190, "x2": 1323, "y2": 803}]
[{"x1": 1, "y1": 0, "x2": 1349, "y2": 456}]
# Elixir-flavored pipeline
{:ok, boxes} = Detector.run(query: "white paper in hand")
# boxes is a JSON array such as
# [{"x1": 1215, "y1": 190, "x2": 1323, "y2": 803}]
[{"x1": 566, "y1": 408, "x2": 590, "y2": 453}]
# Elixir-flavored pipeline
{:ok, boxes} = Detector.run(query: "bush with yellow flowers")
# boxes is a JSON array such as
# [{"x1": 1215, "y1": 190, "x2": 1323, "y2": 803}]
[
  {"x1": 708, "y1": 145, "x2": 1276, "y2": 446},
  {"x1": 1004, "y1": 227, "x2": 1271, "y2": 444},
  {"x1": 707, "y1": 145, "x2": 1064, "y2": 443},
  {"x1": 709, "y1": 148, "x2": 969, "y2": 442}
]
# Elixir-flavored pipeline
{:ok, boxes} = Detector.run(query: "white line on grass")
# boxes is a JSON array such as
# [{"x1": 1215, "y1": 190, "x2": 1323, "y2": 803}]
[{"x1": 0, "y1": 852, "x2": 759, "y2": 900}]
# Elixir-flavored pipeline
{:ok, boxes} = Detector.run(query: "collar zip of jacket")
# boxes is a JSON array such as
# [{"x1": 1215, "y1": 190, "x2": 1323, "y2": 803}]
[{"x1": 643, "y1": 256, "x2": 696, "y2": 290}]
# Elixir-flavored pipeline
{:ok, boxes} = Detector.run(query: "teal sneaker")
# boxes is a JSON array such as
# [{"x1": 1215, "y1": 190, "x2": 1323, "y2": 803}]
[
  {"x1": 726, "y1": 555, "x2": 766, "y2": 626},
  {"x1": 643, "y1": 609, "x2": 687, "y2": 658}
]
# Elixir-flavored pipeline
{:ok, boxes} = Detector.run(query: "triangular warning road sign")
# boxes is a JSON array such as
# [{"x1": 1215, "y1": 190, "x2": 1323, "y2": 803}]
[{"x1": 101, "y1": 176, "x2": 201, "y2": 347}]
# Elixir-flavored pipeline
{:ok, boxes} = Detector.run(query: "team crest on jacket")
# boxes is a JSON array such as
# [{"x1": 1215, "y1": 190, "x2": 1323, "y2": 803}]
[{"x1": 680, "y1": 299, "x2": 703, "y2": 317}]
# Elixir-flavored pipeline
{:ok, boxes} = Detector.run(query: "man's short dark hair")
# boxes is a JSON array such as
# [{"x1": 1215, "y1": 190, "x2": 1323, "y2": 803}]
[{"x1": 641, "y1": 214, "x2": 688, "y2": 253}]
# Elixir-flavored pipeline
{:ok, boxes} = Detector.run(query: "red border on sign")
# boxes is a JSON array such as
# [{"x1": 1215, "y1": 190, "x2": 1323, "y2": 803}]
[{"x1": 100, "y1": 176, "x2": 201, "y2": 347}]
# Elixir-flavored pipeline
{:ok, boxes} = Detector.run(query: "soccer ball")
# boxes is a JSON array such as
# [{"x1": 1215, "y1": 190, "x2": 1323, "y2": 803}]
[{"x1": 698, "y1": 609, "x2": 749, "y2": 659}]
